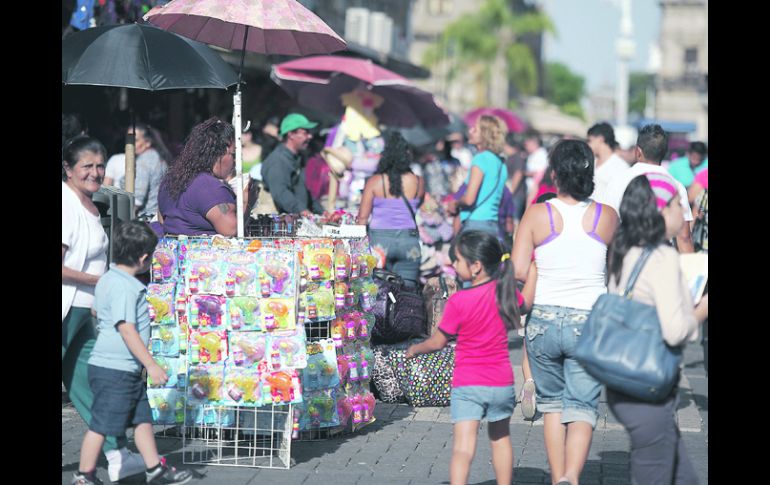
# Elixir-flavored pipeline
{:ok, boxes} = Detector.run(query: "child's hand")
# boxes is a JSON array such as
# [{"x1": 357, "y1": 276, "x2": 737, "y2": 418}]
[
  {"x1": 405, "y1": 346, "x2": 417, "y2": 359},
  {"x1": 147, "y1": 362, "x2": 169, "y2": 387}
]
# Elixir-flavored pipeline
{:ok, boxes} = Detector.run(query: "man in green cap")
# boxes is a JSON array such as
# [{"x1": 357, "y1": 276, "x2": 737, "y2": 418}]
[{"x1": 260, "y1": 113, "x2": 322, "y2": 215}]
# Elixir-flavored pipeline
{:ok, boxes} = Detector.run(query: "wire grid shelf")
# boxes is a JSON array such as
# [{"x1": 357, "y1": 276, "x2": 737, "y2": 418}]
[
  {"x1": 182, "y1": 404, "x2": 292, "y2": 469},
  {"x1": 304, "y1": 319, "x2": 331, "y2": 341},
  {"x1": 245, "y1": 215, "x2": 298, "y2": 238}
]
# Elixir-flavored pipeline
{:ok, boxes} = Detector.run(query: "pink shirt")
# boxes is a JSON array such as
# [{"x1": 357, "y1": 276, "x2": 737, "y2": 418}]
[
  {"x1": 438, "y1": 280, "x2": 514, "y2": 388},
  {"x1": 694, "y1": 168, "x2": 708, "y2": 189}
]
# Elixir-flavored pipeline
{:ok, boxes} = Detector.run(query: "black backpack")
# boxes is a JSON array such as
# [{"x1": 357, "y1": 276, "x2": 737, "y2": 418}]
[{"x1": 370, "y1": 269, "x2": 427, "y2": 345}]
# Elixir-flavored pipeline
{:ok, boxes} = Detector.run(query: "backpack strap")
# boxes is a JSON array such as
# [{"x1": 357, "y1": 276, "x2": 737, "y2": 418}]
[{"x1": 622, "y1": 246, "x2": 655, "y2": 298}]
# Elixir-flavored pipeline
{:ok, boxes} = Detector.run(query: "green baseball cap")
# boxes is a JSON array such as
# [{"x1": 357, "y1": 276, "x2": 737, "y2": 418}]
[{"x1": 279, "y1": 113, "x2": 318, "y2": 136}]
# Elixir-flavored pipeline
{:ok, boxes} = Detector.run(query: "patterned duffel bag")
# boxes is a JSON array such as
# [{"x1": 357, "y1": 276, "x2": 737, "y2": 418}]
[{"x1": 388, "y1": 344, "x2": 455, "y2": 407}]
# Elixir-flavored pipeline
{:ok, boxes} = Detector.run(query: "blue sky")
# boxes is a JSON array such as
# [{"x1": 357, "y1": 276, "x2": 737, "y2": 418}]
[{"x1": 541, "y1": 0, "x2": 660, "y2": 95}]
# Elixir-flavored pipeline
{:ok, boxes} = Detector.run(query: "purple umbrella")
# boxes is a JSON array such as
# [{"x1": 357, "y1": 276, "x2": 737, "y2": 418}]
[
  {"x1": 272, "y1": 56, "x2": 450, "y2": 128},
  {"x1": 464, "y1": 107, "x2": 527, "y2": 133}
]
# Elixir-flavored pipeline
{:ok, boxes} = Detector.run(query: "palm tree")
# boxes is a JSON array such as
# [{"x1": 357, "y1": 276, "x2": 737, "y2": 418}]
[{"x1": 423, "y1": 0, "x2": 555, "y2": 109}]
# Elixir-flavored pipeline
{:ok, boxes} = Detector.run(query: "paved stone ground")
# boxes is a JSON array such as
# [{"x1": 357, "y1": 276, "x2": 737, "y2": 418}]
[{"x1": 62, "y1": 335, "x2": 707, "y2": 484}]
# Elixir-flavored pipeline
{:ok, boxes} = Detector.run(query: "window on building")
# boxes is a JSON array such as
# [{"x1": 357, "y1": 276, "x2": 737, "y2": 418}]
[
  {"x1": 684, "y1": 48, "x2": 698, "y2": 72},
  {"x1": 428, "y1": 0, "x2": 454, "y2": 15}
]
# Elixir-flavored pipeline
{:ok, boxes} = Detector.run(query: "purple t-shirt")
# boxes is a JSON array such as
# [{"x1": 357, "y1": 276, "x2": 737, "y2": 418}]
[{"x1": 157, "y1": 173, "x2": 236, "y2": 236}]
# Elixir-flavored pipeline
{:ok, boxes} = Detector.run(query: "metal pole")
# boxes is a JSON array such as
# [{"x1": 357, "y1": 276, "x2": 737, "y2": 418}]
[
  {"x1": 125, "y1": 109, "x2": 136, "y2": 194},
  {"x1": 234, "y1": 27, "x2": 250, "y2": 238}
]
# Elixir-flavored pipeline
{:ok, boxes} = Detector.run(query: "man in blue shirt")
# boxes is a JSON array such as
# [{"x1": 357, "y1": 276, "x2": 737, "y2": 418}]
[{"x1": 668, "y1": 141, "x2": 708, "y2": 188}]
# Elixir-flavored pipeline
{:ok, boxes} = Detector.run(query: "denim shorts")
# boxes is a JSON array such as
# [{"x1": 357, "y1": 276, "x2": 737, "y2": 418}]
[
  {"x1": 88, "y1": 364, "x2": 152, "y2": 436},
  {"x1": 450, "y1": 385, "x2": 516, "y2": 423},
  {"x1": 368, "y1": 229, "x2": 421, "y2": 284},
  {"x1": 525, "y1": 304, "x2": 602, "y2": 428}
]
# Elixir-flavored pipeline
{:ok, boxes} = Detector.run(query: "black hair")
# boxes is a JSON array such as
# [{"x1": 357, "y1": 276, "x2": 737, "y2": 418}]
[
  {"x1": 535, "y1": 192, "x2": 557, "y2": 204},
  {"x1": 549, "y1": 139, "x2": 594, "y2": 200},
  {"x1": 62, "y1": 113, "x2": 87, "y2": 146},
  {"x1": 607, "y1": 175, "x2": 666, "y2": 286},
  {"x1": 688, "y1": 141, "x2": 707, "y2": 157},
  {"x1": 111, "y1": 220, "x2": 159, "y2": 267},
  {"x1": 524, "y1": 130, "x2": 541, "y2": 146},
  {"x1": 455, "y1": 230, "x2": 520, "y2": 330},
  {"x1": 377, "y1": 131, "x2": 413, "y2": 198},
  {"x1": 62, "y1": 135, "x2": 107, "y2": 181},
  {"x1": 587, "y1": 122, "x2": 619, "y2": 150},
  {"x1": 161, "y1": 117, "x2": 234, "y2": 200},
  {"x1": 134, "y1": 123, "x2": 173, "y2": 165},
  {"x1": 636, "y1": 124, "x2": 669, "y2": 164}
]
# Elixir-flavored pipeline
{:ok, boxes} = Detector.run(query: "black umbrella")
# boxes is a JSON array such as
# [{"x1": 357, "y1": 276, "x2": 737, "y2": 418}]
[
  {"x1": 399, "y1": 113, "x2": 468, "y2": 149},
  {"x1": 62, "y1": 23, "x2": 239, "y2": 191}
]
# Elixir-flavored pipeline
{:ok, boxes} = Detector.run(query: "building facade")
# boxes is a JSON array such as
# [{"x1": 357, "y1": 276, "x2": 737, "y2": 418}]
[{"x1": 655, "y1": 0, "x2": 708, "y2": 141}]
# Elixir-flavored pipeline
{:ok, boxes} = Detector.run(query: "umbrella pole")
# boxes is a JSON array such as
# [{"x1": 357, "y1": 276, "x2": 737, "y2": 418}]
[
  {"x1": 125, "y1": 108, "x2": 136, "y2": 196},
  {"x1": 233, "y1": 27, "x2": 249, "y2": 238}
]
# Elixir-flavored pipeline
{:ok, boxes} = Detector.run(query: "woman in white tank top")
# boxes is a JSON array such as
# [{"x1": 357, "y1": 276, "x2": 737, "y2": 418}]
[{"x1": 512, "y1": 140, "x2": 618, "y2": 485}]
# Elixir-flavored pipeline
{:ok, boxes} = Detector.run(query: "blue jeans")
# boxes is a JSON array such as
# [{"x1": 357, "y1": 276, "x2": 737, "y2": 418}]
[
  {"x1": 88, "y1": 365, "x2": 153, "y2": 437},
  {"x1": 451, "y1": 385, "x2": 516, "y2": 423},
  {"x1": 368, "y1": 229, "x2": 421, "y2": 284},
  {"x1": 525, "y1": 304, "x2": 602, "y2": 427},
  {"x1": 459, "y1": 219, "x2": 501, "y2": 240}
]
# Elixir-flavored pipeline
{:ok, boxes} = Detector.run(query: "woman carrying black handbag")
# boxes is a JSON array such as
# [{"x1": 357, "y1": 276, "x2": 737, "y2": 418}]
[{"x1": 606, "y1": 173, "x2": 707, "y2": 485}]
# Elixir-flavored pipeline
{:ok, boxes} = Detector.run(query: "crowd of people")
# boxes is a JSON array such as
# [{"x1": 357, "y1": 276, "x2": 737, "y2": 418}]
[{"x1": 63, "y1": 107, "x2": 708, "y2": 485}]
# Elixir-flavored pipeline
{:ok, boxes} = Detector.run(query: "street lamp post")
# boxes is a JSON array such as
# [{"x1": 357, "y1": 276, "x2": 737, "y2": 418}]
[{"x1": 615, "y1": 0, "x2": 635, "y2": 127}]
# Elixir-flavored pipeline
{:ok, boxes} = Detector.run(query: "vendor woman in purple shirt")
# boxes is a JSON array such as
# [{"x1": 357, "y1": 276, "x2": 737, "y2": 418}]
[
  {"x1": 357, "y1": 131, "x2": 425, "y2": 284},
  {"x1": 157, "y1": 117, "x2": 253, "y2": 237}
]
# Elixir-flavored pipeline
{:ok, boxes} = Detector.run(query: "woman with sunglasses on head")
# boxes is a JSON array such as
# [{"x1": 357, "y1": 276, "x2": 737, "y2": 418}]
[{"x1": 156, "y1": 117, "x2": 254, "y2": 237}]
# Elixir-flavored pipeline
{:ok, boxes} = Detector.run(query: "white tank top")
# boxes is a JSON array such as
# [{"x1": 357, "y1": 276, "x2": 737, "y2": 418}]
[{"x1": 533, "y1": 199, "x2": 607, "y2": 310}]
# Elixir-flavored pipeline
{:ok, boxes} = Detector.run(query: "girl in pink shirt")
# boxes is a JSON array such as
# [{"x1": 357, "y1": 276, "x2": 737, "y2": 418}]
[{"x1": 407, "y1": 230, "x2": 521, "y2": 485}]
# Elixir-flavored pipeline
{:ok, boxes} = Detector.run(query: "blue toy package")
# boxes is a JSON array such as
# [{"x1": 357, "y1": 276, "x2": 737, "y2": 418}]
[
  {"x1": 257, "y1": 248, "x2": 296, "y2": 298},
  {"x1": 298, "y1": 388, "x2": 340, "y2": 430},
  {"x1": 150, "y1": 325, "x2": 180, "y2": 357},
  {"x1": 147, "y1": 356, "x2": 181, "y2": 389},
  {"x1": 222, "y1": 364, "x2": 262, "y2": 406},
  {"x1": 188, "y1": 294, "x2": 227, "y2": 329},
  {"x1": 269, "y1": 330, "x2": 308, "y2": 371},
  {"x1": 186, "y1": 248, "x2": 225, "y2": 295},
  {"x1": 187, "y1": 364, "x2": 225, "y2": 405},
  {"x1": 147, "y1": 283, "x2": 176, "y2": 326},
  {"x1": 227, "y1": 296, "x2": 262, "y2": 331},
  {"x1": 151, "y1": 238, "x2": 179, "y2": 283},
  {"x1": 148, "y1": 388, "x2": 184, "y2": 425},
  {"x1": 184, "y1": 404, "x2": 235, "y2": 427},
  {"x1": 228, "y1": 332, "x2": 267, "y2": 367},
  {"x1": 224, "y1": 250, "x2": 258, "y2": 297},
  {"x1": 301, "y1": 339, "x2": 340, "y2": 391}
]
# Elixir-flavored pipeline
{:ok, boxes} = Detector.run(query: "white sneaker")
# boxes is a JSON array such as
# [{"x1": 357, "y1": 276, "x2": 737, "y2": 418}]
[
  {"x1": 105, "y1": 448, "x2": 146, "y2": 482},
  {"x1": 520, "y1": 378, "x2": 537, "y2": 419}
]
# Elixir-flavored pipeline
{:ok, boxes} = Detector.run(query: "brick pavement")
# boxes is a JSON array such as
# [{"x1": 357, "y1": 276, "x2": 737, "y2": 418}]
[{"x1": 62, "y1": 338, "x2": 707, "y2": 484}]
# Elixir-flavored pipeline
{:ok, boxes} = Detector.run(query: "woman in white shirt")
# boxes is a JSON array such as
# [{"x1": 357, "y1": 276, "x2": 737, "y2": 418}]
[{"x1": 62, "y1": 136, "x2": 145, "y2": 480}]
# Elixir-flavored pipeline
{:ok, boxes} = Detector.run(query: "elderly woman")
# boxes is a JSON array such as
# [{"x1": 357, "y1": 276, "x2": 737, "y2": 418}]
[
  {"x1": 447, "y1": 115, "x2": 508, "y2": 239},
  {"x1": 157, "y1": 117, "x2": 253, "y2": 237},
  {"x1": 62, "y1": 135, "x2": 146, "y2": 482},
  {"x1": 512, "y1": 139, "x2": 618, "y2": 485}
]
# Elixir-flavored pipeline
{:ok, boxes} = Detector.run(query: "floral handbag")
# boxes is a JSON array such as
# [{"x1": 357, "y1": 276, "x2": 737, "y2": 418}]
[{"x1": 387, "y1": 343, "x2": 454, "y2": 407}]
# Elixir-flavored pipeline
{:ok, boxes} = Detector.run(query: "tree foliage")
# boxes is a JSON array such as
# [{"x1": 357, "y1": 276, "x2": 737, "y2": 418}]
[{"x1": 543, "y1": 62, "x2": 586, "y2": 119}]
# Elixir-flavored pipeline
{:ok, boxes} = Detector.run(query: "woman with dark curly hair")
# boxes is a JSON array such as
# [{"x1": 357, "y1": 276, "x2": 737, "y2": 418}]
[
  {"x1": 511, "y1": 139, "x2": 618, "y2": 485},
  {"x1": 357, "y1": 131, "x2": 425, "y2": 283},
  {"x1": 606, "y1": 173, "x2": 705, "y2": 485},
  {"x1": 157, "y1": 117, "x2": 252, "y2": 237}
]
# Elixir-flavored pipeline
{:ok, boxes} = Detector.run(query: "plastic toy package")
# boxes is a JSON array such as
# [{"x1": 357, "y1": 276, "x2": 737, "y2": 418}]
[
  {"x1": 257, "y1": 248, "x2": 296, "y2": 298},
  {"x1": 147, "y1": 388, "x2": 184, "y2": 425},
  {"x1": 147, "y1": 356, "x2": 182, "y2": 389},
  {"x1": 222, "y1": 365, "x2": 261, "y2": 406},
  {"x1": 303, "y1": 286, "x2": 334, "y2": 322},
  {"x1": 298, "y1": 388, "x2": 340, "y2": 430},
  {"x1": 147, "y1": 283, "x2": 175, "y2": 325},
  {"x1": 223, "y1": 250, "x2": 258, "y2": 297},
  {"x1": 260, "y1": 298, "x2": 295, "y2": 331},
  {"x1": 302, "y1": 240, "x2": 334, "y2": 283},
  {"x1": 263, "y1": 370, "x2": 303, "y2": 405},
  {"x1": 188, "y1": 294, "x2": 227, "y2": 329},
  {"x1": 227, "y1": 296, "x2": 262, "y2": 331},
  {"x1": 186, "y1": 249, "x2": 224, "y2": 295},
  {"x1": 269, "y1": 331, "x2": 308, "y2": 371},
  {"x1": 189, "y1": 330, "x2": 228, "y2": 365},
  {"x1": 151, "y1": 239, "x2": 179, "y2": 283},
  {"x1": 185, "y1": 404, "x2": 235, "y2": 427},
  {"x1": 228, "y1": 332, "x2": 267, "y2": 367},
  {"x1": 301, "y1": 339, "x2": 340, "y2": 392},
  {"x1": 150, "y1": 325, "x2": 181, "y2": 357},
  {"x1": 187, "y1": 364, "x2": 225, "y2": 405}
]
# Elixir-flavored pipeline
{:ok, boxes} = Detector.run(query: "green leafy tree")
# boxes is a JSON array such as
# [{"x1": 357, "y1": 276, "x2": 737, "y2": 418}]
[
  {"x1": 423, "y1": 0, "x2": 555, "y2": 106},
  {"x1": 543, "y1": 62, "x2": 586, "y2": 119},
  {"x1": 629, "y1": 72, "x2": 654, "y2": 118}
]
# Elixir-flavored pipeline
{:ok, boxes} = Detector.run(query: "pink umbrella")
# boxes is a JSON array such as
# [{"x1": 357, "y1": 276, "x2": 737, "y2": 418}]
[
  {"x1": 464, "y1": 107, "x2": 527, "y2": 133},
  {"x1": 272, "y1": 56, "x2": 450, "y2": 127},
  {"x1": 144, "y1": 0, "x2": 346, "y2": 56},
  {"x1": 144, "y1": 0, "x2": 346, "y2": 235}
]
